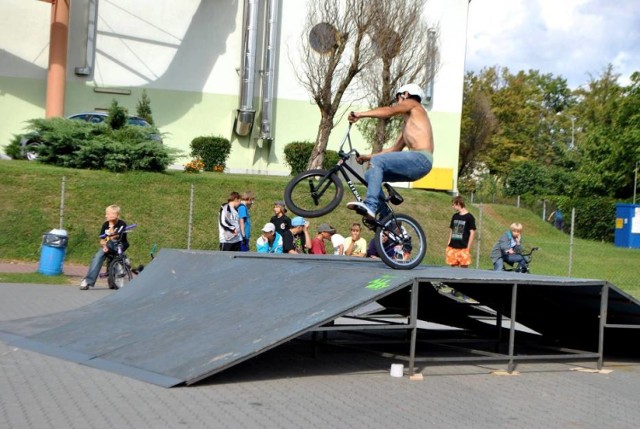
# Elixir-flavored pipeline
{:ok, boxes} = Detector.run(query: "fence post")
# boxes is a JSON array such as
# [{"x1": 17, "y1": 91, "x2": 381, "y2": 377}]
[
  {"x1": 187, "y1": 184, "x2": 195, "y2": 250},
  {"x1": 59, "y1": 176, "x2": 66, "y2": 229},
  {"x1": 516, "y1": 195, "x2": 520, "y2": 208},
  {"x1": 542, "y1": 199, "x2": 546, "y2": 221},
  {"x1": 475, "y1": 204, "x2": 483, "y2": 269},
  {"x1": 568, "y1": 207, "x2": 575, "y2": 277}
]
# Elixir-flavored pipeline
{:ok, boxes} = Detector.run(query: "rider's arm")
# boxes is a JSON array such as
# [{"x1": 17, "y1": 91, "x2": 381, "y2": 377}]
[{"x1": 349, "y1": 102, "x2": 413, "y2": 122}]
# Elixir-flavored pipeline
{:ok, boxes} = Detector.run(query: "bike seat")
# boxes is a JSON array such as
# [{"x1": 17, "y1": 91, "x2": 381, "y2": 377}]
[{"x1": 383, "y1": 183, "x2": 404, "y2": 205}]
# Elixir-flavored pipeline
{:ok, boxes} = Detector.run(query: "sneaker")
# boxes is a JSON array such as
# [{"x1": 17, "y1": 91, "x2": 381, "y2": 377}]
[
  {"x1": 346, "y1": 201, "x2": 376, "y2": 220},
  {"x1": 79, "y1": 279, "x2": 90, "y2": 290}
]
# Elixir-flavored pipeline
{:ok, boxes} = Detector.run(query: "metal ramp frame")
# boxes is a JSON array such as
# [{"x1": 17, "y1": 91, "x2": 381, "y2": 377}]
[{"x1": 1, "y1": 249, "x2": 639, "y2": 387}]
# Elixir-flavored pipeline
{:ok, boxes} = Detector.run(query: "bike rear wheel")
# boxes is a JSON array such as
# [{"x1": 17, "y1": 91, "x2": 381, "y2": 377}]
[
  {"x1": 108, "y1": 258, "x2": 132, "y2": 290},
  {"x1": 284, "y1": 169, "x2": 344, "y2": 218},
  {"x1": 374, "y1": 213, "x2": 427, "y2": 270}
]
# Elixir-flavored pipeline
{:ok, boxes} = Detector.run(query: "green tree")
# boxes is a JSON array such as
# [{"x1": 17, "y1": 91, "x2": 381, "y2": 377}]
[
  {"x1": 136, "y1": 89, "x2": 154, "y2": 125},
  {"x1": 106, "y1": 99, "x2": 128, "y2": 130},
  {"x1": 572, "y1": 65, "x2": 639, "y2": 198}
]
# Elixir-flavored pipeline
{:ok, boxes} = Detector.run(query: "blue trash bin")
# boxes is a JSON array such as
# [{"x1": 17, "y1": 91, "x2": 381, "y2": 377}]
[{"x1": 38, "y1": 229, "x2": 68, "y2": 276}]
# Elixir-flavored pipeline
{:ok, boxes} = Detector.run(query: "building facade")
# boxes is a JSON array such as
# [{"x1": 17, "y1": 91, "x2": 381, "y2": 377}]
[{"x1": 0, "y1": 0, "x2": 470, "y2": 191}]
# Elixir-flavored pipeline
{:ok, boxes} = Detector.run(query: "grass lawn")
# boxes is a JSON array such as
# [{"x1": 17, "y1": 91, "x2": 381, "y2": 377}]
[{"x1": 1, "y1": 160, "x2": 638, "y2": 297}]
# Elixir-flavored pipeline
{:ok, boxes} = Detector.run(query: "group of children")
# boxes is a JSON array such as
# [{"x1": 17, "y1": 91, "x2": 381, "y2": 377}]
[
  {"x1": 219, "y1": 191, "x2": 375, "y2": 258},
  {"x1": 79, "y1": 194, "x2": 527, "y2": 289}
]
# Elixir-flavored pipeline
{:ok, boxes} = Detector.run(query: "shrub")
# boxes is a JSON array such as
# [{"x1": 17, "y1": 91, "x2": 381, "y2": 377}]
[
  {"x1": 189, "y1": 136, "x2": 231, "y2": 170},
  {"x1": 136, "y1": 89, "x2": 154, "y2": 125},
  {"x1": 13, "y1": 117, "x2": 176, "y2": 172},
  {"x1": 106, "y1": 99, "x2": 128, "y2": 130},
  {"x1": 4, "y1": 134, "x2": 28, "y2": 159},
  {"x1": 283, "y1": 141, "x2": 339, "y2": 175},
  {"x1": 184, "y1": 159, "x2": 205, "y2": 173},
  {"x1": 553, "y1": 195, "x2": 616, "y2": 242}
]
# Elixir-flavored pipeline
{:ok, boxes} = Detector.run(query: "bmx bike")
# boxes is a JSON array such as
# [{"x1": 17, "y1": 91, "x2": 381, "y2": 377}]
[
  {"x1": 99, "y1": 224, "x2": 137, "y2": 289},
  {"x1": 283, "y1": 124, "x2": 427, "y2": 270},
  {"x1": 503, "y1": 247, "x2": 539, "y2": 274}
]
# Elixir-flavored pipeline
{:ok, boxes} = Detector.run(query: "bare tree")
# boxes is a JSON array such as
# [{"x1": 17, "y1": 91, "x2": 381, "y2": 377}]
[
  {"x1": 294, "y1": 0, "x2": 376, "y2": 170},
  {"x1": 357, "y1": 0, "x2": 440, "y2": 153},
  {"x1": 458, "y1": 78, "x2": 497, "y2": 177}
]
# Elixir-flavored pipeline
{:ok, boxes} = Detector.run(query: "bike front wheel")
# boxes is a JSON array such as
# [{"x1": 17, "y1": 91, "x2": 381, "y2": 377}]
[
  {"x1": 284, "y1": 169, "x2": 344, "y2": 218},
  {"x1": 108, "y1": 258, "x2": 132, "y2": 290},
  {"x1": 374, "y1": 213, "x2": 427, "y2": 270}
]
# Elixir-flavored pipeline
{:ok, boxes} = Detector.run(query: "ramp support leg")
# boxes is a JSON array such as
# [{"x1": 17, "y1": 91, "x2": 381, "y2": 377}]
[
  {"x1": 507, "y1": 283, "x2": 518, "y2": 373},
  {"x1": 597, "y1": 284, "x2": 609, "y2": 370},
  {"x1": 408, "y1": 279, "x2": 419, "y2": 376}
]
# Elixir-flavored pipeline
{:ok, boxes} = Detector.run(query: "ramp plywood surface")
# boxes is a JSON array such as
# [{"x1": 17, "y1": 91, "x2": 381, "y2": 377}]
[
  {"x1": 0, "y1": 249, "x2": 416, "y2": 387},
  {"x1": 1, "y1": 249, "x2": 639, "y2": 387}
]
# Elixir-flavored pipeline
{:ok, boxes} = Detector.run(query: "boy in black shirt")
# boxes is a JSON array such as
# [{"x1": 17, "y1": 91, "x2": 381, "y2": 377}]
[{"x1": 445, "y1": 196, "x2": 476, "y2": 268}]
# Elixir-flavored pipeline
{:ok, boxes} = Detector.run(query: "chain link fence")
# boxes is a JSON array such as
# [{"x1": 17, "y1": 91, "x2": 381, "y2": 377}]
[{"x1": 463, "y1": 192, "x2": 639, "y2": 295}]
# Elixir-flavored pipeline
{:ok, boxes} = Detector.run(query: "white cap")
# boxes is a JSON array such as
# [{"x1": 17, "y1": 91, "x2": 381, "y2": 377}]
[
  {"x1": 261, "y1": 222, "x2": 276, "y2": 233},
  {"x1": 396, "y1": 83, "x2": 425, "y2": 101}
]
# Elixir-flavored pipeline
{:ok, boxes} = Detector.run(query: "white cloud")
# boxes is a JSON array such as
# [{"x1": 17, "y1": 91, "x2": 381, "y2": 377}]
[{"x1": 466, "y1": 0, "x2": 640, "y2": 88}]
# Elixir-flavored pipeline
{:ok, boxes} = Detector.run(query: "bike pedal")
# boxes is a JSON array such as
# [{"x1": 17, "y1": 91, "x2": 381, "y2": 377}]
[{"x1": 362, "y1": 218, "x2": 377, "y2": 231}]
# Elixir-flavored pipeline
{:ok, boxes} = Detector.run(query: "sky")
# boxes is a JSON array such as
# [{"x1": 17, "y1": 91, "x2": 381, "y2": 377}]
[{"x1": 465, "y1": 0, "x2": 640, "y2": 88}]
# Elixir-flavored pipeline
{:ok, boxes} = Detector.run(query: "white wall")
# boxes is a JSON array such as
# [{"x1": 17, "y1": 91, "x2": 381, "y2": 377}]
[{"x1": 1, "y1": 0, "x2": 469, "y2": 189}]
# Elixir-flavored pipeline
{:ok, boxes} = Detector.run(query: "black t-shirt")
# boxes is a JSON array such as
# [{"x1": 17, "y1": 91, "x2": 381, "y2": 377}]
[
  {"x1": 270, "y1": 214, "x2": 291, "y2": 234},
  {"x1": 448, "y1": 212, "x2": 476, "y2": 249},
  {"x1": 282, "y1": 228, "x2": 306, "y2": 254}
]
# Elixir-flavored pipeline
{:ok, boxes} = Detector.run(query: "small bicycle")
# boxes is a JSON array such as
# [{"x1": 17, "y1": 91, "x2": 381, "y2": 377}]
[
  {"x1": 284, "y1": 124, "x2": 427, "y2": 270},
  {"x1": 503, "y1": 247, "x2": 539, "y2": 274},
  {"x1": 100, "y1": 224, "x2": 137, "y2": 289}
]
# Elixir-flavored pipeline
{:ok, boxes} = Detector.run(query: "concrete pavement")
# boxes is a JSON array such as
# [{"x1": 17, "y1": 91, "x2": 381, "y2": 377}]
[{"x1": 1, "y1": 270, "x2": 640, "y2": 428}]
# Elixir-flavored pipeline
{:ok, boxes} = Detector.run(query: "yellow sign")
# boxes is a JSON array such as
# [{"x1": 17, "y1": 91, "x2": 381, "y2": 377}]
[
  {"x1": 411, "y1": 168, "x2": 454, "y2": 191},
  {"x1": 615, "y1": 218, "x2": 623, "y2": 229}
]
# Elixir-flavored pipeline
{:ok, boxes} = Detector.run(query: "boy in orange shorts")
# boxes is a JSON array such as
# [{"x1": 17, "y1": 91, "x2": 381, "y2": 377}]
[{"x1": 445, "y1": 196, "x2": 476, "y2": 268}]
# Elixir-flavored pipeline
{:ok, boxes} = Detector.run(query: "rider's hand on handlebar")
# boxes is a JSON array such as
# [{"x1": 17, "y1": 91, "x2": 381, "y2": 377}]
[{"x1": 356, "y1": 153, "x2": 371, "y2": 165}]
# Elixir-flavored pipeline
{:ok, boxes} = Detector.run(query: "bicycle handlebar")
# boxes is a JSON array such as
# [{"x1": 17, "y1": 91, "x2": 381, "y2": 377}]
[
  {"x1": 99, "y1": 223, "x2": 138, "y2": 239},
  {"x1": 338, "y1": 123, "x2": 360, "y2": 160}
]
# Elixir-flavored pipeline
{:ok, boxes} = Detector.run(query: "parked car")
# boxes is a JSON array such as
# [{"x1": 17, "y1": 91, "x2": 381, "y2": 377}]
[{"x1": 19, "y1": 112, "x2": 162, "y2": 160}]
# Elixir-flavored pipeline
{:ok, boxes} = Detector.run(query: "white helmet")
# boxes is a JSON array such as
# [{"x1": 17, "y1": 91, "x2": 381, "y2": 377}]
[{"x1": 396, "y1": 83, "x2": 425, "y2": 101}]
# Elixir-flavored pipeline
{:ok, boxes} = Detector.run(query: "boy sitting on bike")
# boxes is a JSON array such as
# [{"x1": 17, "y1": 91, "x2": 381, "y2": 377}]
[
  {"x1": 490, "y1": 223, "x2": 526, "y2": 272},
  {"x1": 79, "y1": 204, "x2": 129, "y2": 290},
  {"x1": 347, "y1": 83, "x2": 434, "y2": 220}
]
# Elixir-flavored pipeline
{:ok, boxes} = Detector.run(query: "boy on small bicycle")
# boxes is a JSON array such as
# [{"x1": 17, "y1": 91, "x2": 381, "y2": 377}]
[
  {"x1": 79, "y1": 204, "x2": 129, "y2": 290},
  {"x1": 347, "y1": 83, "x2": 434, "y2": 220}
]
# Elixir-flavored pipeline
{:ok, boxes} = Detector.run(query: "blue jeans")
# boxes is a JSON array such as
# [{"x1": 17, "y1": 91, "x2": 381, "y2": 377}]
[
  {"x1": 493, "y1": 253, "x2": 526, "y2": 271},
  {"x1": 84, "y1": 241, "x2": 124, "y2": 284},
  {"x1": 84, "y1": 248, "x2": 109, "y2": 285},
  {"x1": 364, "y1": 151, "x2": 432, "y2": 215}
]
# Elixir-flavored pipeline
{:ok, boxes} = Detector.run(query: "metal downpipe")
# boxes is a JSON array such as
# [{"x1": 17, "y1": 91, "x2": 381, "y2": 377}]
[
  {"x1": 259, "y1": 0, "x2": 279, "y2": 142},
  {"x1": 235, "y1": 0, "x2": 259, "y2": 136}
]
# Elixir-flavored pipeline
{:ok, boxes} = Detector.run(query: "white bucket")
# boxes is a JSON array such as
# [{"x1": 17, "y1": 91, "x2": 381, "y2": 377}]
[{"x1": 390, "y1": 363, "x2": 404, "y2": 378}]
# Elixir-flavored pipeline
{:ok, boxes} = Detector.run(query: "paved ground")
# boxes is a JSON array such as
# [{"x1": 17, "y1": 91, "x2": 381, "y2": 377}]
[
  {"x1": 1, "y1": 264, "x2": 640, "y2": 428},
  {"x1": 0, "y1": 260, "x2": 106, "y2": 287}
]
